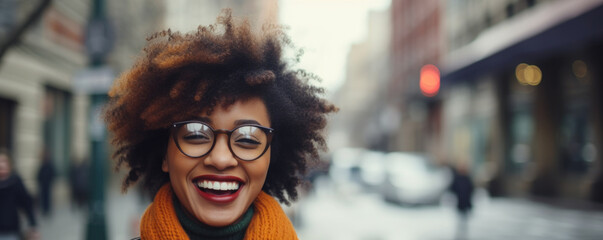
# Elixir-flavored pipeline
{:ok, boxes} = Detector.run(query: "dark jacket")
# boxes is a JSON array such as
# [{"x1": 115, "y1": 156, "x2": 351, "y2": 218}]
[
  {"x1": 0, "y1": 174, "x2": 37, "y2": 233},
  {"x1": 450, "y1": 170, "x2": 474, "y2": 213}
]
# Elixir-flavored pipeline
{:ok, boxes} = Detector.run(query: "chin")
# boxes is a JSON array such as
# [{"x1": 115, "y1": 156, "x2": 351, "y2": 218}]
[{"x1": 198, "y1": 213, "x2": 240, "y2": 227}]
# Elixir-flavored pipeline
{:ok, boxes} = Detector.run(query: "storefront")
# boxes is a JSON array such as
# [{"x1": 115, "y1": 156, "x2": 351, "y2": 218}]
[{"x1": 441, "y1": 1, "x2": 603, "y2": 201}]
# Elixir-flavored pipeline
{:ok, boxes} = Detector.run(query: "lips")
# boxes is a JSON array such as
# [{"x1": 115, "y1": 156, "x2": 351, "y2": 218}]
[{"x1": 193, "y1": 175, "x2": 244, "y2": 203}]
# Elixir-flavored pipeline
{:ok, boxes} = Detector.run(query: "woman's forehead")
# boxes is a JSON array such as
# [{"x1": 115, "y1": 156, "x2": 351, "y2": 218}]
[{"x1": 199, "y1": 97, "x2": 270, "y2": 126}]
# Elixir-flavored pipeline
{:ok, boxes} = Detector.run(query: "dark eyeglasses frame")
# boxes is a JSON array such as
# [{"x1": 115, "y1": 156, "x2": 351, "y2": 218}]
[{"x1": 171, "y1": 120, "x2": 274, "y2": 161}]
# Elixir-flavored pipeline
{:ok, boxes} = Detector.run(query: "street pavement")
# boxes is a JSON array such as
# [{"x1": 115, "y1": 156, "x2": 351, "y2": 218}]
[
  {"x1": 35, "y1": 176, "x2": 603, "y2": 240},
  {"x1": 36, "y1": 177, "x2": 149, "y2": 240},
  {"x1": 294, "y1": 176, "x2": 603, "y2": 240}
]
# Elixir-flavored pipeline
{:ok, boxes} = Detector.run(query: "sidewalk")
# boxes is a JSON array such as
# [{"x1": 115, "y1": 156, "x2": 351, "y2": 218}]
[
  {"x1": 295, "y1": 176, "x2": 603, "y2": 240},
  {"x1": 37, "y1": 177, "x2": 149, "y2": 240}
]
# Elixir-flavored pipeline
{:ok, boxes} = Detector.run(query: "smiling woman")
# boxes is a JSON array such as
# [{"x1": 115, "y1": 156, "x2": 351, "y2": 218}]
[
  {"x1": 163, "y1": 98, "x2": 273, "y2": 227},
  {"x1": 103, "y1": 9, "x2": 337, "y2": 240}
]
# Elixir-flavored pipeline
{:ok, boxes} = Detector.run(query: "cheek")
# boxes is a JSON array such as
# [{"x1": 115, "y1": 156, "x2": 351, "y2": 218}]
[
  {"x1": 164, "y1": 139, "x2": 191, "y2": 175},
  {"x1": 251, "y1": 155, "x2": 271, "y2": 183}
]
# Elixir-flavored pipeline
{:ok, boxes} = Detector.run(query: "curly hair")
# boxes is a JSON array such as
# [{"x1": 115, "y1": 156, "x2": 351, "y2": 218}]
[{"x1": 103, "y1": 10, "x2": 337, "y2": 204}]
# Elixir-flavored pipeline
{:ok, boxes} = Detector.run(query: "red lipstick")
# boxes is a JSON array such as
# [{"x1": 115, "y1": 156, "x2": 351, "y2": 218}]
[{"x1": 193, "y1": 175, "x2": 244, "y2": 204}]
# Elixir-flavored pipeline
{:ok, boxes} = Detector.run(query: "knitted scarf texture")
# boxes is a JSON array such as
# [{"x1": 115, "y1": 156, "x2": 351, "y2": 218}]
[
  {"x1": 140, "y1": 184, "x2": 298, "y2": 240},
  {"x1": 173, "y1": 193, "x2": 253, "y2": 240}
]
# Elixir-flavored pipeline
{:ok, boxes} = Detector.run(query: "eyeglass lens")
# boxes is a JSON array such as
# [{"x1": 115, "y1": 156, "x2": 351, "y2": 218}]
[{"x1": 175, "y1": 122, "x2": 269, "y2": 160}]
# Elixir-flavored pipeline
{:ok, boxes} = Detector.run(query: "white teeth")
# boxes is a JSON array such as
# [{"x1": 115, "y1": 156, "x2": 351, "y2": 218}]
[{"x1": 196, "y1": 180, "x2": 240, "y2": 191}]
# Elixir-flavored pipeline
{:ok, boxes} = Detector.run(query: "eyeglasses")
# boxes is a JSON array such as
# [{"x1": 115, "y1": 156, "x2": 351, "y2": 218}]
[{"x1": 171, "y1": 121, "x2": 274, "y2": 161}]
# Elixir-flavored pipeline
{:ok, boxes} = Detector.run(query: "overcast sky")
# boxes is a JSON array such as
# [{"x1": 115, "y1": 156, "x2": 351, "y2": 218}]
[{"x1": 279, "y1": 0, "x2": 391, "y2": 95}]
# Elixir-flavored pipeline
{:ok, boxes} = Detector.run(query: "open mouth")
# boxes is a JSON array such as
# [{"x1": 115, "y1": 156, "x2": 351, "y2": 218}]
[
  {"x1": 195, "y1": 180, "x2": 241, "y2": 195},
  {"x1": 192, "y1": 175, "x2": 245, "y2": 203}
]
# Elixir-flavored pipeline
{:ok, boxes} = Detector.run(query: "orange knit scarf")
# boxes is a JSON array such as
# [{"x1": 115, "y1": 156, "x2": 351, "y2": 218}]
[{"x1": 140, "y1": 184, "x2": 298, "y2": 240}]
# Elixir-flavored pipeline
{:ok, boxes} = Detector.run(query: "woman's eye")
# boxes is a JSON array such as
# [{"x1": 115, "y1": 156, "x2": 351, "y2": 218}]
[
  {"x1": 183, "y1": 133, "x2": 210, "y2": 143},
  {"x1": 234, "y1": 138, "x2": 261, "y2": 148}
]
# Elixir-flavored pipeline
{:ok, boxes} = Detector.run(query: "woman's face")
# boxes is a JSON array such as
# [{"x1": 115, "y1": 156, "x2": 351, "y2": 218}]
[
  {"x1": 163, "y1": 97, "x2": 271, "y2": 227},
  {"x1": 0, "y1": 154, "x2": 11, "y2": 180}
]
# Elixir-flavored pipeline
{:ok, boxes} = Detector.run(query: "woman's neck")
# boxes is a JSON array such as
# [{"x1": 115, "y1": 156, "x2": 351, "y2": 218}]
[{"x1": 172, "y1": 194, "x2": 254, "y2": 240}]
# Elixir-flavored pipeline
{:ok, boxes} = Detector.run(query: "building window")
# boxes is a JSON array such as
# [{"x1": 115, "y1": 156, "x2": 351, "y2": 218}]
[
  {"x1": 485, "y1": 13, "x2": 493, "y2": 28},
  {"x1": 0, "y1": 97, "x2": 16, "y2": 153},
  {"x1": 506, "y1": 3, "x2": 515, "y2": 18},
  {"x1": 43, "y1": 86, "x2": 72, "y2": 177},
  {"x1": 0, "y1": 0, "x2": 17, "y2": 37}
]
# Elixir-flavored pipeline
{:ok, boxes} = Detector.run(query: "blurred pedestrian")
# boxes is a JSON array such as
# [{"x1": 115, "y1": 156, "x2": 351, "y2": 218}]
[
  {"x1": 103, "y1": 9, "x2": 337, "y2": 239},
  {"x1": 36, "y1": 148, "x2": 55, "y2": 216},
  {"x1": 69, "y1": 158, "x2": 89, "y2": 209},
  {"x1": 0, "y1": 149, "x2": 39, "y2": 240},
  {"x1": 450, "y1": 162, "x2": 474, "y2": 240}
]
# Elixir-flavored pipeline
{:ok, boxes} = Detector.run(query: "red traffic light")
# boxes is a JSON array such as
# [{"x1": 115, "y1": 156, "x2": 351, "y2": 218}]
[{"x1": 420, "y1": 64, "x2": 440, "y2": 97}]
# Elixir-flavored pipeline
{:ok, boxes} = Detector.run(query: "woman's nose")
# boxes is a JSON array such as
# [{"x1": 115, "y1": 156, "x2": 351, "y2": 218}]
[{"x1": 203, "y1": 135, "x2": 238, "y2": 170}]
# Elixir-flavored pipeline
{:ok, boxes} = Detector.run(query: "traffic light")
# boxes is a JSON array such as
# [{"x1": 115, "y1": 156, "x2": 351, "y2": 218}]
[{"x1": 420, "y1": 64, "x2": 440, "y2": 97}]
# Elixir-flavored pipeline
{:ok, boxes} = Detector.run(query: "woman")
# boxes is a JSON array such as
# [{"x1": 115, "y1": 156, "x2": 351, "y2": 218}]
[
  {"x1": 104, "y1": 10, "x2": 337, "y2": 239},
  {"x1": 0, "y1": 150, "x2": 38, "y2": 240}
]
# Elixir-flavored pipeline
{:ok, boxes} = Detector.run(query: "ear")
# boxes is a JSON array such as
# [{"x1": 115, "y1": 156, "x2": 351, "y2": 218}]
[{"x1": 161, "y1": 157, "x2": 169, "y2": 173}]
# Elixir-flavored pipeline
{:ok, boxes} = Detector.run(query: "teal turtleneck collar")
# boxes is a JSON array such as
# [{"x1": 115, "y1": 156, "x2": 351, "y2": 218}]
[{"x1": 172, "y1": 194, "x2": 254, "y2": 240}]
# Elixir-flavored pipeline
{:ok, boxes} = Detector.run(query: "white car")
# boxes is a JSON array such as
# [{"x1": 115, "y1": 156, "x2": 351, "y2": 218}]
[
  {"x1": 381, "y1": 152, "x2": 451, "y2": 205},
  {"x1": 329, "y1": 147, "x2": 365, "y2": 185},
  {"x1": 358, "y1": 150, "x2": 387, "y2": 189}
]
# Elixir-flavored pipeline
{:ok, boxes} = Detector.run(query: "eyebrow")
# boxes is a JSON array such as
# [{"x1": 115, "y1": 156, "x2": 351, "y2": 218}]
[
  {"x1": 234, "y1": 119, "x2": 261, "y2": 126},
  {"x1": 196, "y1": 118, "x2": 263, "y2": 127}
]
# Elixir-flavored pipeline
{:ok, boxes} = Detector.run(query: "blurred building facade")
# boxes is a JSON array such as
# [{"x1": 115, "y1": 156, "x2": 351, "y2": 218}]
[
  {"x1": 440, "y1": 0, "x2": 603, "y2": 202},
  {"x1": 0, "y1": 0, "x2": 165, "y2": 192},
  {"x1": 0, "y1": 0, "x2": 88, "y2": 190},
  {"x1": 388, "y1": 0, "x2": 443, "y2": 154},
  {"x1": 331, "y1": 9, "x2": 391, "y2": 150},
  {"x1": 165, "y1": 0, "x2": 278, "y2": 32},
  {"x1": 387, "y1": 0, "x2": 602, "y2": 202}
]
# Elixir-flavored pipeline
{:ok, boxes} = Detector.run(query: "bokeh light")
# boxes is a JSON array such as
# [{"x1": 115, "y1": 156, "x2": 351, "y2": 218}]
[
  {"x1": 515, "y1": 63, "x2": 542, "y2": 86},
  {"x1": 515, "y1": 63, "x2": 528, "y2": 85},
  {"x1": 572, "y1": 60, "x2": 588, "y2": 78},
  {"x1": 420, "y1": 64, "x2": 440, "y2": 97}
]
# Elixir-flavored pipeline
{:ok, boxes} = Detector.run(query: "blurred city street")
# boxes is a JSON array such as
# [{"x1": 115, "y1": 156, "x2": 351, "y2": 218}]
[
  {"x1": 2, "y1": 0, "x2": 603, "y2": 239},
  {"x1": 36, "y1": 177, "x2": 148, "y2": 240},
  {"x1": 28, "y1": 173, "x2": 603, "y2": 240},
  {"x1": 295, "y1": 176, "x2": 603, "y2": 240}
]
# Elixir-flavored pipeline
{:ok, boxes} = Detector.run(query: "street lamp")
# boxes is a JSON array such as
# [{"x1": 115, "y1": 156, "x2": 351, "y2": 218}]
[{"x1": 82, "y1": 0, "x2": 114, "y2": 239}]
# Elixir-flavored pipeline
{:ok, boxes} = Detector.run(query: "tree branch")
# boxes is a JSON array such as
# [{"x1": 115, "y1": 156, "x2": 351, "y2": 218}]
[{"x1": 0, "y1": 0, "x2": 53, "y2": 66}]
